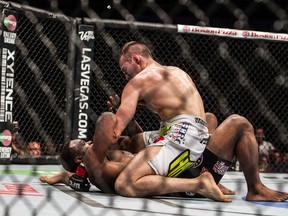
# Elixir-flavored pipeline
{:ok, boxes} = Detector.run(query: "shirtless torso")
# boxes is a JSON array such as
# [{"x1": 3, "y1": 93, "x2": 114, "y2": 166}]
[
  {"x1": 115, "y1": 61, "x2": 206, "y2": 137},
  {"x1": 84, "y1": 148, "x2": 134, "y2": 192},
  {"x1": 80, "y1": 111, "x2": 141, "y2": 193},
  {"x1": 137, "y1": 66, "x2": 204, "y2": 119}
]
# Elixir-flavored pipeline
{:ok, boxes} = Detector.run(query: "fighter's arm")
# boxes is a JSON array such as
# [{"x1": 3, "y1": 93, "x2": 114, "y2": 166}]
[
  {"x1": 39, "y1": 168, "x2": 90, "y2": 192},
  {"x1": 108, "y1": 94, "x2": 143, "y2": 137},
  {"x1": 114, "y1": 82, "x2": 141, "y2": 139},
  {"x1": 124, "y1": 118, "x2": 143, "y2": 137}
]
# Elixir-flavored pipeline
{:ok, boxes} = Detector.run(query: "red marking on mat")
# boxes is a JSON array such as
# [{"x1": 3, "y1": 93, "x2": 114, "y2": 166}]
[{"x1": 0, "y1": 183, "x2": 42, "y2": 196}]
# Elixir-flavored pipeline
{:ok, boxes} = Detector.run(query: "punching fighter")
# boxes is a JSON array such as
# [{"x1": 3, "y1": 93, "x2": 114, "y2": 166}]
[
  {"x1": 110, "y1": 41, "x2": 287, "y2": 201},
  {"x1": 41, "y1": 41, "x2": 288, "y2": 202}
]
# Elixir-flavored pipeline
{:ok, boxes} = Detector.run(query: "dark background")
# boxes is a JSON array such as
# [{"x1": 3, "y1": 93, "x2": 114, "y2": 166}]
[
  {"x1": 1, "y1": 1, "x2": 288, "y2": 158},
  {"x1": 7, "y1": 0, "x2": 288, "y2": 33}
]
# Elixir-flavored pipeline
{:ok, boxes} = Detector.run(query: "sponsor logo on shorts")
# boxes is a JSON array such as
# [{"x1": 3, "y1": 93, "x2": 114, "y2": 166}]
[
  {"x1": 213, "y1": 161, "x2": 229, "y2": 176},
  {"x1": 171, "y1": 122, "x2": 191, "y2": 145},
  {"x1": 194, "y1": 117, "x2": 207, "y2": 126},
  {"x1": 167, "y1": 149, "x2": 193, "y2": 177},
  {"x1": 200, "y1": 167, "x2": 208, "y2": 174},
  {"x1": 192, "y1": 155, "x2": 203, "y2": 168},
  {"x1": 159, "y1": 124, "x2": 171, "y2": 136},
  {"x1": 199, "y1": 135, "x2": 209, "y2": 145}
]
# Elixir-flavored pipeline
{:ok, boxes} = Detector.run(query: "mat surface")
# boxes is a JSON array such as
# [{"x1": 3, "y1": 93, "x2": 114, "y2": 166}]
[{"x1": 0, "y1": 164, "x2": 287, "y2": 216}]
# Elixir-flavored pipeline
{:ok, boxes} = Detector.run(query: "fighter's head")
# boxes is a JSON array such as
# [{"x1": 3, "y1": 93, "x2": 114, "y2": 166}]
[
  {"x1": 255, "y1": 128, "x2": 265, "y2": 143},
  {"x1": 119, "y1": 41, "x2": 153, "y2": 80},
  {"x1": 60, "y1": 112, "x2": 117, "y2": 172},
  {"x1": 60, "y1": 139, "x2": 92, "y2": 172}
]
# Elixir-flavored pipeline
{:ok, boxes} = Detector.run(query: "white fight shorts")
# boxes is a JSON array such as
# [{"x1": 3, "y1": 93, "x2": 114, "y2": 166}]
[{"x1": 143, "y1": 114, "x2": 209, "y2": 177}]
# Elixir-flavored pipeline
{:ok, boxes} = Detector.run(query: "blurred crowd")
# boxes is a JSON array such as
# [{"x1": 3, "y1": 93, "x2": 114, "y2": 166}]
[
  {"x1": 9, "y1": 121, "x2": 57, "y2": 157},
  {"x1": 256, "y1": 128, "x2": 288, "y2": 173},
  {"x1": 8, "y1": 121, "x2": 288, "y2": 173},
  {"x1": 12, "y1": 141, "x2": 42, "y2": 156}
]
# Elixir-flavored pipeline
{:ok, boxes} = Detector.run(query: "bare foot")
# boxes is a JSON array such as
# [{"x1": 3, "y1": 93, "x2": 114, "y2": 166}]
[
  {"x1": 39, "y1": 176, "x2": 51, "y2": 183},
  {"x1": 218, "y1": 183, "x2": 235, "y2": 195},
  {"x1": 246, "y1": 183, "x2": 288, "y2": 202},
  {"x1": 197, "y1": 172, "x2": 232, "y2": 202},
  {"x1": 39, "y1": 171, "x2": 71, "y2": 185}
]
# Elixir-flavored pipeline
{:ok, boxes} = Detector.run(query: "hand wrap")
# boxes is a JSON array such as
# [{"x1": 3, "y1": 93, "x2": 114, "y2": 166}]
[{"x1": 69, "y1": 163, "x2": 91, "y2": 192}]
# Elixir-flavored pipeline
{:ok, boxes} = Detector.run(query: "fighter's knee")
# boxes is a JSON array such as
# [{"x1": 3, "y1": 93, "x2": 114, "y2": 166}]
[
  {"x1": 115, "y1": 178, "x2": 124, "y2": 195},
  {"x1": 227, "y1": 114, "x2": 253, "y2": 130},
  {"x1": 205, "y1": 112, "x2": 218, "y2": 133},
  {"x1": 115, "y1": 177, "x2": 136, "y2": 197},
  {"x1": 205, "y1": 112, "x2": 217, "y2": 122}
]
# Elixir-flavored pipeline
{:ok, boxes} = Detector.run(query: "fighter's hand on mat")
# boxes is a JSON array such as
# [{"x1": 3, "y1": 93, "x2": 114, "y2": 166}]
[
  {"x1": 69, "y1": 174, "x2": 91, "y2": 192},
  {"x1": 107, "y1": 94, "x2": 120, "y2": 113}
]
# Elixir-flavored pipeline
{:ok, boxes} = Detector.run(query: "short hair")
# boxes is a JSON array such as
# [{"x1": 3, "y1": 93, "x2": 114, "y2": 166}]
[
  {"x1": 60, "y1": 140, "x2": 77, "y2": 172},
  {"x1": 121, "y1": 41, "x2": 152, "y2": 58}
]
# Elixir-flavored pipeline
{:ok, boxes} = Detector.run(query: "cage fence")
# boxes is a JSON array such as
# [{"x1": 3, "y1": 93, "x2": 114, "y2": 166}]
[{"x1": 0, "y1": 0, "x2": 287, "y2": 216}]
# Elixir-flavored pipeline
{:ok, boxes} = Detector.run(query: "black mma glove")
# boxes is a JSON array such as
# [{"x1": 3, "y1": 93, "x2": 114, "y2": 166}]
[{"x1": 69, "y1": 174, "x2": 91, "y2": 192}]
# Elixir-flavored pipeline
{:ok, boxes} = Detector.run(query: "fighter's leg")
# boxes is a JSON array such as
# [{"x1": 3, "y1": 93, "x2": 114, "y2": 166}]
[
  {"x1": 218, "y1": 184, "x2": 235, "y2": 195},
  {"x1": 207, "y1": 114, "x2": 288, "y2": 201},
  {"x1": 205, "y1": 112, "x2": 218, "y2": 133},
  {"x1": 204, "y1": 112, "x2": 235, "y2": 195},
  {"x1": 114, "y1": 145, "x2": 231, "y2": 202},
  {"x1": 120, "y1": 112, "x2": 234, "y2": 196}
]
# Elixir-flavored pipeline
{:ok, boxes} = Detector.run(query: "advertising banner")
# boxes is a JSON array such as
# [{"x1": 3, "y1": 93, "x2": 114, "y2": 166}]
[
  {"x1": 72, "y1": 24, "x2": 95, "y2": 139},
  {"x1": 0, "y1": 9, "x2": 18, "y2": 160}
]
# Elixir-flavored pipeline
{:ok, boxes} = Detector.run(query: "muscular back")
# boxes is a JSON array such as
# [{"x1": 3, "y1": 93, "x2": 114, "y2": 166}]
[
  {"x1": 136, "y1": 65, "x2": 206, "y2": 120},
  {"x1": 116, "y1": 54, "x2": 207, "y2": 138}
]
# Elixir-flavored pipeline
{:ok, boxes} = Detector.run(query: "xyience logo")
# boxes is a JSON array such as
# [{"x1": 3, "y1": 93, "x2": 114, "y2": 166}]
[{"x1": 3, "y1": 15, "x2": 17, "y2": 32}]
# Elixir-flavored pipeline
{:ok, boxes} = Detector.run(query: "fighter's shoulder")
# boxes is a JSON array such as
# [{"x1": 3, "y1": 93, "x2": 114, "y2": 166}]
[
  {"x1": 127, "y1": 69, "x2": 153, "y2": 86},
  {"x1": 167, "y1": 65, "x2": 187, "y2": 73},
  {"x1": 84, "y1": 145, "x2": 103, "y2": 164},
  {"x1": 139, "y1": 65, "x2": 166, "y2": 78},
  {"x1": 166, "y1": 65, "x2": 179, "y2": 70}
]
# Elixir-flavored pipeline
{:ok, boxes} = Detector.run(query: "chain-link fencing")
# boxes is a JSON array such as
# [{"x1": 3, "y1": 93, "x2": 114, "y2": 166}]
[
  {"x1": 0, "y1": 0, "x2": 288, "y2": 214},
  {"x1": 1, "y1": 0, "x2": 287, "y2": 168}
]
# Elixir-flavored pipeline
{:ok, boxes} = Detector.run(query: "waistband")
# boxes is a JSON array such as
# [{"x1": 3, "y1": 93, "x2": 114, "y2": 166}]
[{"x1": 163, "y1": 114, "x2": 207, "y2": 127}]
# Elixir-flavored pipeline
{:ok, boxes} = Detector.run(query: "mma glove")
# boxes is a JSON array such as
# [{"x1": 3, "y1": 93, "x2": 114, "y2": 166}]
[
  {"x1": 69, "y1": 163, "x2": 91, "y2": 192},
  {"x1": 69, "y1": 174, "x2": 91, "y2": 192}
]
